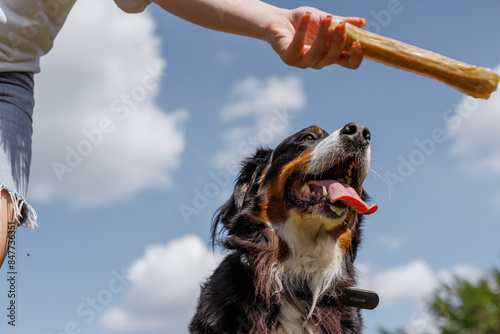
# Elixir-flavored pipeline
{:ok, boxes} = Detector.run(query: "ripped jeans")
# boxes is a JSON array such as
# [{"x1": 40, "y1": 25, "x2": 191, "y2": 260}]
[{"x1": 0, "y1": 72, "x2": 37, "y2": 228}]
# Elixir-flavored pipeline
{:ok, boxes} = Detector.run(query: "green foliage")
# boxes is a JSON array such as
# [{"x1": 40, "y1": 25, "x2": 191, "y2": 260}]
[
  {"x1": 378, "y1": 268, "x2": 500, "y2": 334},
  {"x1": 430, "y1": 270, "x2": 500, "y2": 334}
]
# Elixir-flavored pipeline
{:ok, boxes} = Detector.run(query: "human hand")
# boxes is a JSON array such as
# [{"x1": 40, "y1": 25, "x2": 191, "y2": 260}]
[{"x1": 266, "y1": 7, "x2": 366, "y2": 69}]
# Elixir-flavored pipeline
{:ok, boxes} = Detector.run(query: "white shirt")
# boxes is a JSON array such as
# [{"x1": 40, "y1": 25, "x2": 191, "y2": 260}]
[{"x1": 0, "y1": 0, "x2": 151, "y2": 72}]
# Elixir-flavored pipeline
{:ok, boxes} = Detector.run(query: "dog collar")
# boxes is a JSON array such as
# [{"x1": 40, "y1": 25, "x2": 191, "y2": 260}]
[{"x1": 240, "y1": 253, "x2": 379, "y2": 310}]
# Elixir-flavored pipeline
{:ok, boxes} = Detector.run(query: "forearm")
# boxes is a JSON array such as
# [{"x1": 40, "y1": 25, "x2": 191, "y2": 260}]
[
  {"x1": 152, "y1": 0, "x2": 286, "y2": 41},
  {"x1": 117, "y1": 0, "x2": 366, "y2": 69}
]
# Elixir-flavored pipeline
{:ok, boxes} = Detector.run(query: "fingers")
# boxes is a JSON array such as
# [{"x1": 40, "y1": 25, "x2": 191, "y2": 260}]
[
  {"x1": 335, "y1": 16, "x2": 367, "y2": 28},
  {"x1": 308, "y1": 18, "x2": 364, "y2": 70},
  {"x1": 283, "y1": 12, "x2": 312, "y2": 67},
  {"x1": 282, "y1": 11, "x2": 365, "y2": 69},
  {"x1": 312, "y1": 19, "x2": 345, "y2": 69},
  {"x1": 337, "y1": 41, "x2": 364, "y2": 69},
  {"x1": 301, "y1": 15, "x2": 334, "y2": 67}
]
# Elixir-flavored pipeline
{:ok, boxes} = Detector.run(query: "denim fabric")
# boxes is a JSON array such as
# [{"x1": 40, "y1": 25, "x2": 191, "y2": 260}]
[{"x1": 0, "y1": 72, "x2": 36, "y2": 227}]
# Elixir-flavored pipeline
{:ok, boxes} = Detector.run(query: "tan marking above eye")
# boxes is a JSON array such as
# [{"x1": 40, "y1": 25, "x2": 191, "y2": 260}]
[{"x1": 307, "y1": 126, "x2": 323, "y2": 133}]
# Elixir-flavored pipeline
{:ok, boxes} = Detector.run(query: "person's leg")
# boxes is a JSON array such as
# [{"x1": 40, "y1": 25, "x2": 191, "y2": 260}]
[{"x1": 0, "y1": 190, "x2": 16, "y2": 268}]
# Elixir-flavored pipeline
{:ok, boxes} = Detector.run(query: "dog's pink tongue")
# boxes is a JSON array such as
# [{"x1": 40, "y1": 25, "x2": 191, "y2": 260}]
[{"x1": 308, "y1": 180, "x2": 378, "y2": 215}]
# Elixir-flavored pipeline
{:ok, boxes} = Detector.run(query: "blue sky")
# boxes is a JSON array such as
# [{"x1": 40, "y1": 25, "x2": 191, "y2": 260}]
[{"x1": 2, "y1": 0, "x2": 500, "y2": 333}]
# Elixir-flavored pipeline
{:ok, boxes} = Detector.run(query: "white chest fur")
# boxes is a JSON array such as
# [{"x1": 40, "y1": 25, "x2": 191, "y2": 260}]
[
  {"x1": 275, "y1": 300, "x2": 313, "y2": 334},
  {"x1": 273, "y1": 221, "x2": 347, "y2": 333}
]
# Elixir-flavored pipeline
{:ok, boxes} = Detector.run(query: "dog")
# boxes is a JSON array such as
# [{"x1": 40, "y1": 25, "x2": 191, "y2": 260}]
[{"x1": 190, "y1": 123, "x2": 378, "y2": 334}]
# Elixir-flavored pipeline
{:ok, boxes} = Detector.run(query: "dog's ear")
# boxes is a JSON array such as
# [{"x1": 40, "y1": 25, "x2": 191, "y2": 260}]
[{"x1": 211, "y1": 148, "x2": 272, "y2": 247}]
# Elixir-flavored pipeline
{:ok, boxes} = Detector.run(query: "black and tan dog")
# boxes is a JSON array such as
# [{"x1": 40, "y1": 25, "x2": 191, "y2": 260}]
[{"x1": 190, "y1": 123, "x2": 378, "y2": 334}]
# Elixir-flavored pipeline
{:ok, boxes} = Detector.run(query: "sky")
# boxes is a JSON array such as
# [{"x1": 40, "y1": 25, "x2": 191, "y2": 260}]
[{"x1": 1, "y1": 0, "x2": 500, "y2": 333}]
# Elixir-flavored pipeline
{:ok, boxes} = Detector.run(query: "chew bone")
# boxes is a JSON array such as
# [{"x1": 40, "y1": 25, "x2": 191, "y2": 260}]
[{"x1": 331, "y1": 20, "x2": 499, "y2": 99}]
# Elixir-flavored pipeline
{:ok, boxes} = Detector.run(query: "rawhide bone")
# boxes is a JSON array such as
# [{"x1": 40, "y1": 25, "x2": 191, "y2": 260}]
[{"x1": 331, "y1": 20, "x2": 499, "y2": 99}]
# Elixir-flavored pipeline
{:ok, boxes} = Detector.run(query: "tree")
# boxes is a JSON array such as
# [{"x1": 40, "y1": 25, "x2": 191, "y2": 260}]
[{"x1": 430, "y1": 269, "x2": 500, "y2": 334}]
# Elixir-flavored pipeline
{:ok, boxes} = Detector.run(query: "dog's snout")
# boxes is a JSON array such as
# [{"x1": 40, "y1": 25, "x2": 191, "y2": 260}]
[{"x1": 340, "y1": 122, "x2": 371, "y2": 145}]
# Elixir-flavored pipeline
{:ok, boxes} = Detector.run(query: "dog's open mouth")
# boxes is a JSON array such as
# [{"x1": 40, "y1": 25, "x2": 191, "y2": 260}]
[{"x1": 288, "y1": 160, "x2": 378, "y2": 218}]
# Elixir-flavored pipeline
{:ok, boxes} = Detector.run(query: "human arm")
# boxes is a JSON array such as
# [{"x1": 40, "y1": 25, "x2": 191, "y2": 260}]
[{"x1": 114, "y1": 0, "x2": 366, "y2": 69}]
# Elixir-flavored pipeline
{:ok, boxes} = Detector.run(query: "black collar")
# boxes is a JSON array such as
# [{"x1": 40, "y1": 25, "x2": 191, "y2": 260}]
[{"x1": 240, "y1": 252, "x2": 379, "y2": 310}]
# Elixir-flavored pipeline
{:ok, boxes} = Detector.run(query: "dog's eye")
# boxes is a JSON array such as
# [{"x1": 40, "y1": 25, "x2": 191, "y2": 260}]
[{"x1": 301, "y1": 134, "x2": 315, "y2": 142}]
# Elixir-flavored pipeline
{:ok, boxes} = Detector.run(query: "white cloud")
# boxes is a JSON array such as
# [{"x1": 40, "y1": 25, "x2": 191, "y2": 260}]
[
  {"x1": 29, "y1": 0, "x2": 188, "y2": 207},
  {"x1": 100, "y1": 235, "x2": 220, "y2": 334},
  {"x1": 213, "y1": 76, "x2": 306, "y2": 169},
  {"x1": 358, "y1": 259, "x2": 483, "y2": 308},
  {"x1": 447, "y1": 64, "x2": 500, "y2": 176},
  {"x1": 371, "y1": 259, "x2": 438, "y2": 306}
]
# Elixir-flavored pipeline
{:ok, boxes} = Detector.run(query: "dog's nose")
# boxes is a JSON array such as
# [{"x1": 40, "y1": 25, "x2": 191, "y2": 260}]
[{"x1": 340, "y1": 122, "x2": 371, "y2": 145}]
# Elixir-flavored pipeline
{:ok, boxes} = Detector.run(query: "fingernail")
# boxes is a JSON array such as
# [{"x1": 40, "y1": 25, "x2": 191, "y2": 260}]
[
  {"x1": 337, "y1": 21, "x2": 346, "y2": 34},
  {"x1": 325, "y1": 15, "x2": 333, "y2": 27}
]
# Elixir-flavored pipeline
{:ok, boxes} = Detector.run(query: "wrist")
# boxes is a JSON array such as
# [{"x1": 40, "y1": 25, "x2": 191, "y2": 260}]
[
  {"x1": 229, "y1": 0, "x2": 289, "y2": 42},
  {"x1": 260, "y1": 6, "x2": 290, "y2": 43}
]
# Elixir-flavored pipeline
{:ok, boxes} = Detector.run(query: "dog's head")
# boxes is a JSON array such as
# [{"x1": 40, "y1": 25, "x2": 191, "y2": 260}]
[{"x1": 214, "y1": 123, "x2": 377, "y2": 250}]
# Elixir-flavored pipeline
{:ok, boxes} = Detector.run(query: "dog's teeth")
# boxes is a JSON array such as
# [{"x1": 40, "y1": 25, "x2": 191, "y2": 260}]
[
  {"x1": 322, "y1": 186, "x2": 328, "y2": 197},
  {"x1": 329, "y1": 204, "x2": 346, "y2": 216},
  {"x1": 348, "y1": 169, "x2": 353, "y2": 177},
  {"x1": 301, "y1": 183, "x2": 311, "y2": 194}
]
